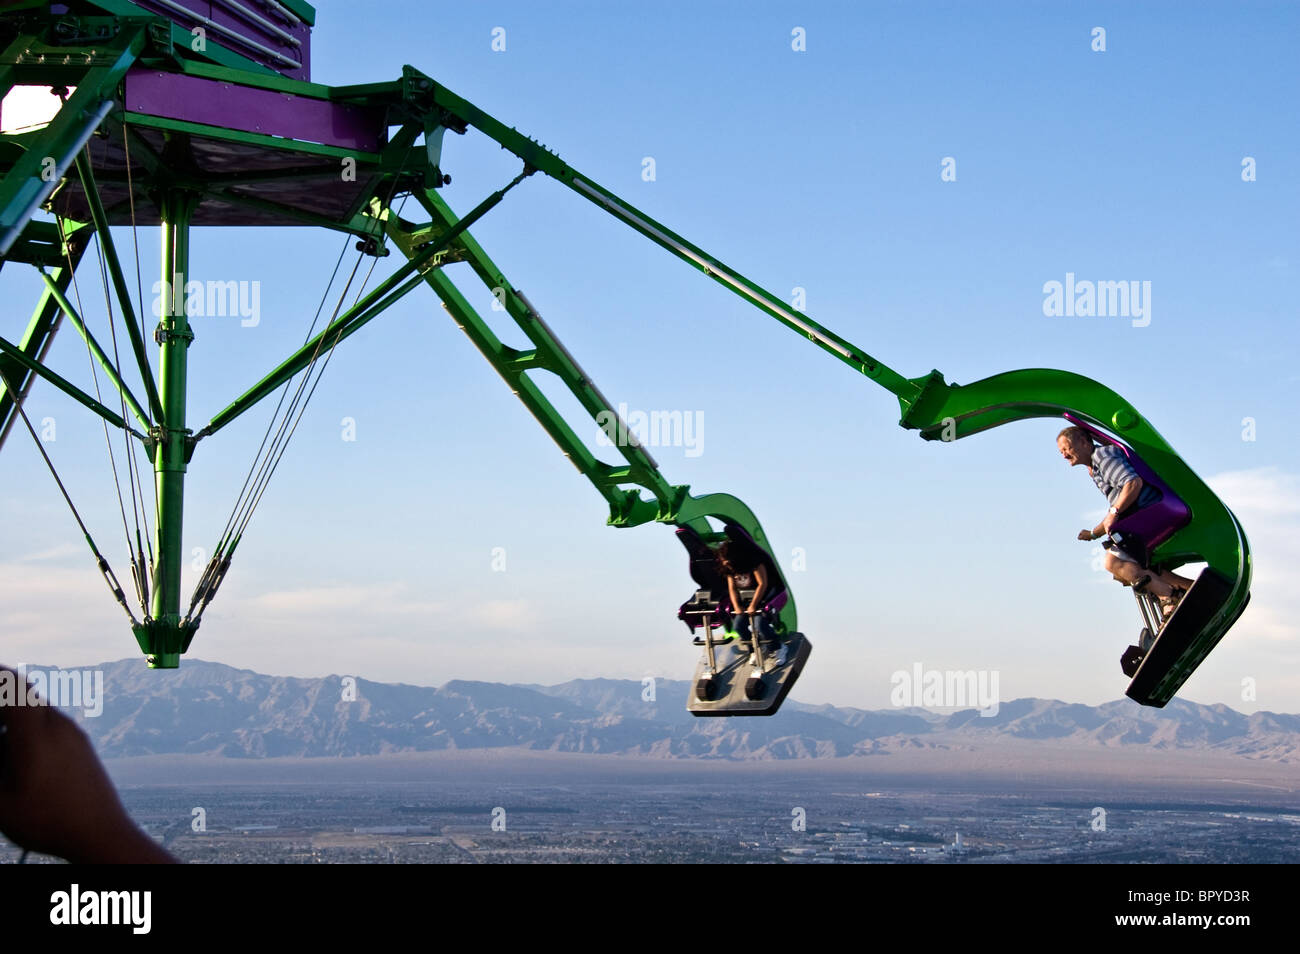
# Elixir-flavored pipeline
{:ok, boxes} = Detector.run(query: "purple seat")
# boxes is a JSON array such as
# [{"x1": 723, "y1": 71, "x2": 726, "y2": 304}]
[{"x1": 1064, "y1": 413, "x2": 1191, "y2": 564}]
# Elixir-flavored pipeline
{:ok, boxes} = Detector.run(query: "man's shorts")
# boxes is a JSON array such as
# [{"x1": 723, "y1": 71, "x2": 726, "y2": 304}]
[{"x1": 1102, "y1": 539, "x2": 1140, "y2": 565}]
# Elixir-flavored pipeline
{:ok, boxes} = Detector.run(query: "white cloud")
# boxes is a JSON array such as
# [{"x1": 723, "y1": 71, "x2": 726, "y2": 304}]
[
  {"x1": 0, "y1": 561, "x2": 105, "y2": 605},
  {"x1": 249, "y1": 582, "x2": 427, "y2": 614},
  {"x1": 1210, "y1": 467, "x2": 1300, "y2": 517},
  {"x1": 461, "y1": 599, "x2": 533, "y2": 629},
  {"x1": 1204, "y1": 467, "x2": 1300, "y2": 646},
  {"x1": 0, "y1": 561, "x2": 136, "y2": 665},
  {"x1": 16, "y1": 543, "x2": 84, "y2": 563},
  {"x1": 244, "y1": 582, "x2": 526, "y2": 629}
]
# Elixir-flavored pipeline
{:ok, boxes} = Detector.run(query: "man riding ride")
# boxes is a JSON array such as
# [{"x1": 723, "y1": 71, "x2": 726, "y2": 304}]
[{"x1": 1057, "y1": 425, "x2": 1195, "y2": 623}]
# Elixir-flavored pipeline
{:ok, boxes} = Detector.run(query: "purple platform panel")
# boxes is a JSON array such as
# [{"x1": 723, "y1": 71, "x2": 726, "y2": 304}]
[{"x1": 129, "y1": 0, "x2": 314, "y2": 81}]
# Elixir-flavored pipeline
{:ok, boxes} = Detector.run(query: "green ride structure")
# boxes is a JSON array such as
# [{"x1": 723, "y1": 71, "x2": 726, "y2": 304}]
[{"x1": 0, "y1": 1, "x2": 1251, "y2": 712}]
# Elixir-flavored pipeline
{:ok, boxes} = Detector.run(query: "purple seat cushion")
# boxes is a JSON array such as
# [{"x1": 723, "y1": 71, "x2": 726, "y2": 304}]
[{"x1": 1063, "y1": 413, "x2": 1190, "y2": 551}]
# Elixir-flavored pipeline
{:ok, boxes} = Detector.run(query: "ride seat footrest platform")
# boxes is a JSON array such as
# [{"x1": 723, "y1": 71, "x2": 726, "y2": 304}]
[
  {"x1": 688, "y1": 633, "x2": 811, "y2": 717},
  {"x1": 1125, "y1": 568, "x2": 1245, "y2": 707}
]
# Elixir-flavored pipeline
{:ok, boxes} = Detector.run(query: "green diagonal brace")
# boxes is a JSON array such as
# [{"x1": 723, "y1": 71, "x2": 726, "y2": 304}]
[
  {"x1": 0, "y1": 236, "x2": 85, "y2": 449},
  {"x1": 201, "y1": 173, "x2": 524, "y2": 438},
  {"x1": 37, "y1": 269, "x2": 151, "y2": 430},
  {"x1": 0, "y1": 332, "x2": 144, "y2": 438}
]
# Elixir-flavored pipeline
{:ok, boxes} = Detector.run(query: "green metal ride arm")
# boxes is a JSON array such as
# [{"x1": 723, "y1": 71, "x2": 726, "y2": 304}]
[
  {"x1": 414, "y1": 70, "x2": 1247, "y2": 577},
  {"x1": 403, "y1": 68, "x2": 1247, "y2": 652},
  {"x1": 394, "y1": 187, "x2": 681, "y2": 529},
  {"x1": 409, "y1": 68, "x2": 919, "y2": 406},
  {"x1": 898, "y1": 367, "x2": 1249, "y2": 581},
  {"x1": 384, "y1": 186, "x2": 798, "y2": 636}
]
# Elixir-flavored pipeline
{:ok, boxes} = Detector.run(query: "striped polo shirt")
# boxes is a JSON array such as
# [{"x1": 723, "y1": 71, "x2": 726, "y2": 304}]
[{"x1": 1090, "y1": 445, "x2": 1160, "y2": 510}]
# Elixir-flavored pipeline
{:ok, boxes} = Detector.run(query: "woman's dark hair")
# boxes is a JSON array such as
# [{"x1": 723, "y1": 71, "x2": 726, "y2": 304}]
[{"x1": 716, "y1": 538, "x2": 762, "y2": 576}]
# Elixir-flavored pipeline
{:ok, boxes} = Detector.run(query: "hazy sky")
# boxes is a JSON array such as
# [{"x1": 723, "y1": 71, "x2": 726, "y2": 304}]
[{"x1": 2, "y1": 1, "x2": 1297, "y2": 713}]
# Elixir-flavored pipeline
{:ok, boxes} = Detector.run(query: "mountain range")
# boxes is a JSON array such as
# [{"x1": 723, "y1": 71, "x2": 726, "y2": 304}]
[{"x1": 32, "y1": 658, "x2": 1300, "y2": 762}]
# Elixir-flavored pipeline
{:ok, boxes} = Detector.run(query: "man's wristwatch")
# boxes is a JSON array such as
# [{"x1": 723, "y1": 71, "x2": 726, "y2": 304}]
[{"x1": 1108, "y1": 506, "x2": 1119, "y2": 516}]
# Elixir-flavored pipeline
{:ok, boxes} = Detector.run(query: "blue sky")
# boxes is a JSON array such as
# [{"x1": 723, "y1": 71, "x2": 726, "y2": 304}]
[{"x1": 3, "y1": 1, "x2": 1297, "y2": 712}]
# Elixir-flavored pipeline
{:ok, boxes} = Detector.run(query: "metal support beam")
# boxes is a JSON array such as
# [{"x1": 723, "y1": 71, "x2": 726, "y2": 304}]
[
  {"x1": 0, "y1": 332, "x2": 144, "y2": 439},
  {"x1": 200, "y1": 170, "x2": 526, "y2": 438},
  {"x1": 139, "y1": 189, "x2": 199, "y2": 668},
  {"x1": 199, "y1": 266, "x2": 422, "y2": 439},
  {"x1": 384, "y1": 193, "x2": 799, "y2": 631},
  {"x1": 37, "y1": 269, "x2": 152, "y2": 430},
  {"x1": 394, "y1": 188, "x2": 683, "y2": 528},
  {"x1": 412, "y1": 69, "x2": 921, "y2": 408},
  {"x1": 0, "y1": 237, "x2": 86, "y2": 449}
]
